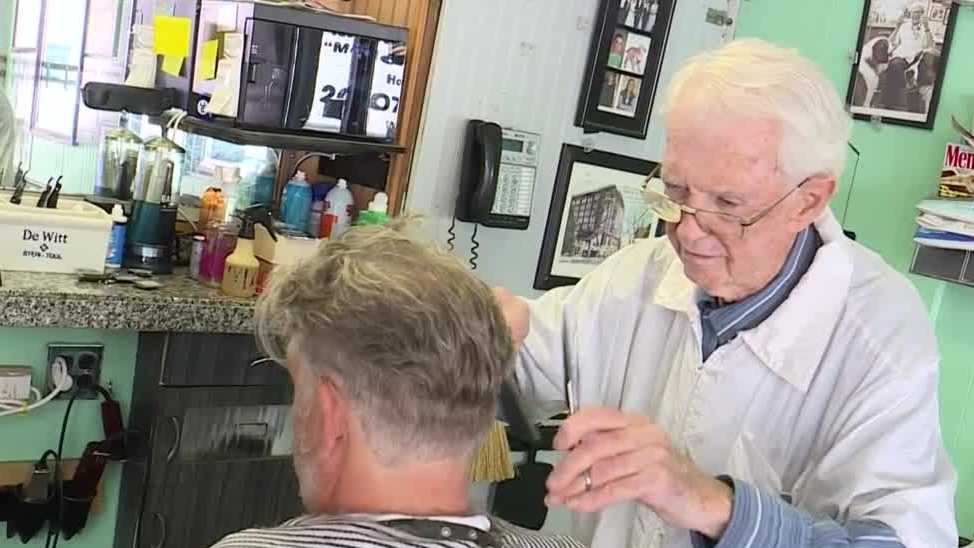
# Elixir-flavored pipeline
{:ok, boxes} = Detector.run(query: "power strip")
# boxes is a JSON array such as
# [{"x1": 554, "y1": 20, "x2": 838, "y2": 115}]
[{"x1": 0, "y1": 366, "x2": 32, "y2": 401}]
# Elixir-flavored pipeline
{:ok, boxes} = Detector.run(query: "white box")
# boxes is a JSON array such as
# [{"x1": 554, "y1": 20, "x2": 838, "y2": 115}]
[
  {"x1": 254, "y1": 224, "x2": 319, "y2": 266},
  {"x1": 0, "y1": 366, "x2": 32, "y2": 401},
  {"x1": 0, "y1": 192, "x2": 113, "y2": 274}
]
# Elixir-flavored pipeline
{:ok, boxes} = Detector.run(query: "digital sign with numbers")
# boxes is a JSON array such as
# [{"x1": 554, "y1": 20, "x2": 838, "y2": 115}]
[{"x1": 301, "y1": 32, "x2": 405, "y2": 140}]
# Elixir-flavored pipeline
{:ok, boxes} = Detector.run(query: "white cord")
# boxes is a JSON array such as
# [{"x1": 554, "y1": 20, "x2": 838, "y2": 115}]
[
  {"x1": 166, "y1": 109, "x2": 188, "y2": 131},
  {"x1": 0, "y1": 387, "x2": 42, "y2": 408},
  {"x1": 0, "y1": 357, "x2": 74, "y2": 417},
  {"x1": 292, "y1": 152, "x2": 338, "y2": 179}
]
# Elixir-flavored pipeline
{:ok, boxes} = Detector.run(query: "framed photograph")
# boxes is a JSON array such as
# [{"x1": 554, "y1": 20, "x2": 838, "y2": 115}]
[
  {"x1": 534, "y1": 144, "x2": 663, "y2": 290},
  {"x1": 623, "y1": 32, "x2": 652, "y2": 75},
  {"x1": 607, "y1": 29, "x2": 628, "y2": 70},
  {"x1": 846, "y1": 0, "x2": 959, "y2": 129},
  {"x1": 576, "y1": 0, "x2": 675, "y2": 139}
]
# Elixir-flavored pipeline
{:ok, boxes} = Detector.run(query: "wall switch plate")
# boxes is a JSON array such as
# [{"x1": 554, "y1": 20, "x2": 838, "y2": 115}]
[
  {"x1": 46, "y1": 344, "x2": 104, "y2": 400},
  {"x1": 0, "y1": 366, "x2": 32, "y2": 401}
]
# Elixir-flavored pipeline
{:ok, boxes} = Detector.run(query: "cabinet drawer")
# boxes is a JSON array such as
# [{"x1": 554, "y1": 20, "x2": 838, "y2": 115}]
[
  {"x1": 138, "y1": 460, "x2": 302, "y2": 548},
  {"x1": 161, "y1": 333, "x2": 290, "y2": 386},
  {"x1": 149, "y1": 385, "x2": 293, "y2": 476}
]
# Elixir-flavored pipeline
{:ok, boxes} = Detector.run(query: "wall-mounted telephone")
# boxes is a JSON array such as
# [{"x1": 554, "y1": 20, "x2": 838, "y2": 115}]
[{"x1": 456, "y1": 120, "x2": 540, "y2": 230}]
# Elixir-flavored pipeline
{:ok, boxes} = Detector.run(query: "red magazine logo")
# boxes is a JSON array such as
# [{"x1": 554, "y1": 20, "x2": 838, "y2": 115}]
[{"x1": 945, "y1": 144, "x2": 974, "y2": 171}]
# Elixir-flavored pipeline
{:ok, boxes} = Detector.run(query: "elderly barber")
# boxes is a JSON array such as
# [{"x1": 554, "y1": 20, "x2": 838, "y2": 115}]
[
  {"x1": 0, "y1": 92, "x2": 15, "y2": 187},
  {"x1": 496, "y1": 39, "x2": 955, "y2": 547}
]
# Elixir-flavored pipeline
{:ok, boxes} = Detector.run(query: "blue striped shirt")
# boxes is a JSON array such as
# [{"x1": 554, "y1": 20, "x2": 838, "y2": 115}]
[
  {"x1": 690, "y1": 477, "x2": 905, "y2": 547},
  {"x1": 698, "y1": 226, "x2": 821, "y2": 361}
]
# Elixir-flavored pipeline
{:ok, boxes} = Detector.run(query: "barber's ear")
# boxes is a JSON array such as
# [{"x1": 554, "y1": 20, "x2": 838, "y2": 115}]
[
  {"x1": 317, "y1": 379, "x2": 349, "y2": 452},
  {"x1": 791, "y1": 175, "x2": 836, "y2": 229}
]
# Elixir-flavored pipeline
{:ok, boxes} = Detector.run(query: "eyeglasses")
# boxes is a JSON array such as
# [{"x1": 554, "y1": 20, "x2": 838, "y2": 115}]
[{"x1": 641, "y1": 165, "x2": 806, "y2": 239}]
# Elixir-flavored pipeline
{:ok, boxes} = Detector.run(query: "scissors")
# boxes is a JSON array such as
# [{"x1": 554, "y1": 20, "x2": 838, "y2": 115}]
[{"x1": 563, "y1": 312, "x2": 593, "y2": 493}]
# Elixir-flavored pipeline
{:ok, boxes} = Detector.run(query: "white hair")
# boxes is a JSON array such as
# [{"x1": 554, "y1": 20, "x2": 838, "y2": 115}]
[{"x1": 662, "y1": 38, "x2": 851, "y2": 182}]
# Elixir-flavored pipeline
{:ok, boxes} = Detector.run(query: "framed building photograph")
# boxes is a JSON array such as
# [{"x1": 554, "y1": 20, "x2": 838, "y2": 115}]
[
  {"x1": 846, "y1": 0, "x2": 959, "y2": 129},
  {"x1": 534, "y1": 144, "x2": 662, "y2": 290},
  {"x1": 576, "y1": 0, "x2": 675, "y2": 139}
]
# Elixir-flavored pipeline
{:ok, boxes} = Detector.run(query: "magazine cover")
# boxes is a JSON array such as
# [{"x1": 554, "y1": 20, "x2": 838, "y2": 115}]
[{"x1": 940, "y1": 142, "x2": 974, "y2": 198}]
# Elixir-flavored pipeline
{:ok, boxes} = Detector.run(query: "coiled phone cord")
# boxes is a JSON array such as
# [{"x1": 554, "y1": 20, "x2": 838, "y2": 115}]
[
  {"x1": 447, "y1": 217, "x2": 457, "y2": 251},
  {"x1": 469, "y1": 224, "x2": 480, "y2": 270}
]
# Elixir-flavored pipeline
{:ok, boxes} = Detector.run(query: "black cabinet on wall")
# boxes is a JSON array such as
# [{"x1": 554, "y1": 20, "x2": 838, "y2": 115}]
[{"x1": 114, "y1": 333, "x2": 302, "y2": 548}]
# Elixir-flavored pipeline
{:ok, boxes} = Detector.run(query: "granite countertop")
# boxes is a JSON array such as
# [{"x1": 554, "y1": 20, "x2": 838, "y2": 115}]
[{"x1": 0, "y1": 269, "x2": 256, "y2": 333}]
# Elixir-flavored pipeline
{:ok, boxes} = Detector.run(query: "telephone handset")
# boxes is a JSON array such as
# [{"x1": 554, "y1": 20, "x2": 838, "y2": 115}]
[
  {"x1": 456, "y1": 120, "x2": 503, "y2": 224},
  {"x1": 456, "y1": 120, "x2": 539, "y2": 230}
]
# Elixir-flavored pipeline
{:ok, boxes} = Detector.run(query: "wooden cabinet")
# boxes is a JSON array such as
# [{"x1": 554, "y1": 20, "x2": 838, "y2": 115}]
[
  {"x1": 160, "y1": 333, "x2": 289, "y2": 387},
  {"x1": 127, "y1": 459, "x2": 298, "y2": 548},
  {"x1": 114, "y1": 333, "x2": 301, "y2": 548},
  {"x1": 349, "y1": 0, "x2": 443, "y2": 213}
]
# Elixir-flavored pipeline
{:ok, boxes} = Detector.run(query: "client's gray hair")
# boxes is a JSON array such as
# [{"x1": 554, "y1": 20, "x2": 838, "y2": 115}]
[{"x1": 256, "y1": 221, "x2": 514, "y2": 464}]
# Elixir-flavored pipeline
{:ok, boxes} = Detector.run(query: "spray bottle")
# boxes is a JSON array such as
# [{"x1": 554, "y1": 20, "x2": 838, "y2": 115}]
[
  {"x1": 222, "y1": 206, "x2": 276, "y2": 298},
  {"x1": 356, "y1": 192, "x2": 390, "y2": 226}
]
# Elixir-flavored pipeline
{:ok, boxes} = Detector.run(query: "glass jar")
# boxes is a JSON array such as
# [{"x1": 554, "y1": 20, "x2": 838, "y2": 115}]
[{"x1": 94, "y1": 127, "x2": 143, "y2": 200}]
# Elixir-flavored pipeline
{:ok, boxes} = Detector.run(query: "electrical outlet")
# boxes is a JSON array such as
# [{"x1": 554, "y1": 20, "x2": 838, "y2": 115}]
[
  {"x1": 46, "y1": 344, "x2": 104, "y2": 400},
  {"x1": 0, "y1": 366, "x2": 32, "y2": 401}
]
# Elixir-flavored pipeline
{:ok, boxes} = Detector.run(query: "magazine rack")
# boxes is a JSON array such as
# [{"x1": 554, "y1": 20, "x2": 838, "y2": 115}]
[{"x1": 910, "y1": 244, "x2": 974, "y2": 287}]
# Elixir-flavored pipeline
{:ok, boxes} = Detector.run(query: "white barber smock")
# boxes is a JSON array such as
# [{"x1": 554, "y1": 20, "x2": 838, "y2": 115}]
[{"x1": 516, "y1": 211, "x2": 956, "y2": 548}]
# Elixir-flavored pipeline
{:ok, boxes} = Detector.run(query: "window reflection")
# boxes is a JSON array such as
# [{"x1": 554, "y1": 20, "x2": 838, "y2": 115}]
[
  {"x1": 0, "y1": 0, "x2": 275, "y2": 203},
  {"x1": 3, "y1": 0, "x2": 131, "y2": 194}
]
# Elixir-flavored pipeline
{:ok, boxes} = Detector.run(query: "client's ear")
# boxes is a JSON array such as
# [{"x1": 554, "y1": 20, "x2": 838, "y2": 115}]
[{"x1": 317, "y1": 378, "x2": 349, "y2": 453}]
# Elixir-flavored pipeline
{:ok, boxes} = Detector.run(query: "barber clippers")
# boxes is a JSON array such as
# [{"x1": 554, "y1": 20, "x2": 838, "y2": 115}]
[
  {"x1": 59, "y1": 441, "x2": 111, "y2": 539},
  {"x1": 3, "y1": 455, "x2": 55, "y2": 543},
  {"x1": 19, "y1": 461, "x2": 53, "y2": 505},
  {"x1": 100, "y1": 396, "x2": 127, "y2": 460},
  {"x1": 0, "y1": 381, "x2": 132, "y2": 543},
  {"x1": 56, "y1": 386, "x2": 128, "y2": 539}
]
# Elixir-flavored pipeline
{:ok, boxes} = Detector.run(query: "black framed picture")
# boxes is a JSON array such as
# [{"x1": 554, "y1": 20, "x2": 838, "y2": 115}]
[
  {"x1": 534, "y1": 144, "x2": 663, "y2": 291},
  {"x1": 575, "y1": 0, "x2": 676, "y2": 139},
  {"x1": 846, "y1": 0, "x2": 959, "y2": 129}
]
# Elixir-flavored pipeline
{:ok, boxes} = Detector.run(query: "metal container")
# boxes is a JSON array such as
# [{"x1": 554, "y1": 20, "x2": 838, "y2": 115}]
[
  {"x1": 94, "y1": 127, "x2": 143, "y2": 200},
  {"x1": 133, "y1": 136, "x2": 185, "y2": 207},
  {"x1": 126, "y1": 136, "x2": 186, "y2": 274}
]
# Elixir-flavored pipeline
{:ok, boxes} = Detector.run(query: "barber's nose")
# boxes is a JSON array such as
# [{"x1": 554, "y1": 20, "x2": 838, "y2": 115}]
[{"x1": 674, "y1": 211, "x2": 709, "y2": 241}]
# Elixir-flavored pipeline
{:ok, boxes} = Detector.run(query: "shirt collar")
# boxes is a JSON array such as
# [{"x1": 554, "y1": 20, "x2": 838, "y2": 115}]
[
  {"x1": 652, "y1": 210, "x2": 854, "y2": 392},
  {"x1": 297, "y1": 513, "x2": 492, "y2": 532},
  {"x1": 700, "y1": 227, "x2": 818, "y2": 330}
]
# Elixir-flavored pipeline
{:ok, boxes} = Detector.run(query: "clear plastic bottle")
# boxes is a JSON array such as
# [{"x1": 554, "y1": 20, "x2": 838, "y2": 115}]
[
  {"x1": 321, "y1": 178, "x2": 355, "y2": 238},
  {"x1": 307, "y1": 184, "x2": 329, "y2": 238},
  {"x1": 222, "y1": 166, "x2": 242, "y2": 221}
]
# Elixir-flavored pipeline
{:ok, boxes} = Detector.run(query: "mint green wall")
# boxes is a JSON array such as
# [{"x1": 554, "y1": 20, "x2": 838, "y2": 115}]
[
  {"x1": 737, "y1": 0, "x2": 974, "y2": 536},
  {"x1": 0, "y1": 327, "x2": 137, "y2": 547}
]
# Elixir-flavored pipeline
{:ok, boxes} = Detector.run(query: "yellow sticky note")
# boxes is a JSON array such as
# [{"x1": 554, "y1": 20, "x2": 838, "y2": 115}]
[
  {"x1": 161, "y1": 55, "x2": 184, "y2": 76},
  {"x1": 198, "y1": 40, "x2": 219, "y2": 80},
  {"x1": 154, "y1": 15, "x2": 192, "y2": 58}
]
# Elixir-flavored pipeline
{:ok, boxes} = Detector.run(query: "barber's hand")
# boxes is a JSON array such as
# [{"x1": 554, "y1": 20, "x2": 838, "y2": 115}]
[
  {"x1": 546, "y1": 408, "x2": 733, "y2": 539},
  {"x1": 492, "y1": 287, "x2": 529, "y2": 346}
]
